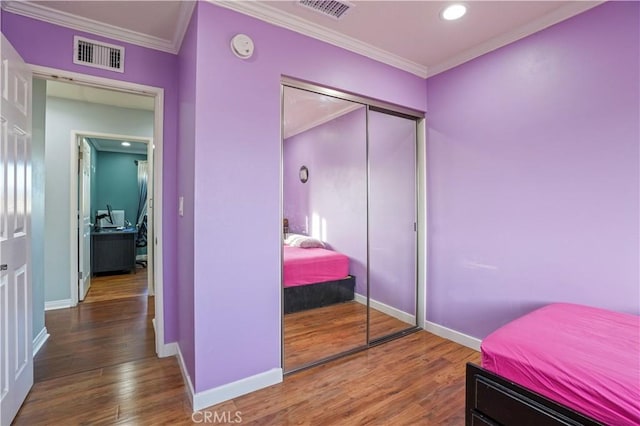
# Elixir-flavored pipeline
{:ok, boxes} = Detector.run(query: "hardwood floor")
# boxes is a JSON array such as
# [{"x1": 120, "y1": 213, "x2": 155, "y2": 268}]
[
  {"x1": 284, "y1": 301, "x2": 413, "y2": 371},
  {"x1": 15, "y1": 274, "x2": 480, "y2": 425},
  {"x1": 84, "y1": 269, "x2": 148, "y2": 303}
]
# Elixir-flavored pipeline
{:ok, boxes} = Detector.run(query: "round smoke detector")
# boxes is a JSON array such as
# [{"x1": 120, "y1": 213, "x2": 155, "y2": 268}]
[{"x1": 230, "y1": 34, "x2": 254, "y2": 59}]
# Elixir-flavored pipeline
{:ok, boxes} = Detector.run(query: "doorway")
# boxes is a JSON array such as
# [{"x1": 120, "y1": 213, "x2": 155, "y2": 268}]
[
  {"x1": 281, "y1": 79, "x2": 424, "y2": 372},
  {"x1": 75, "y1": 131, "x2": 154, "y2": 303},
  {"x1": 32, "y1": 65, "x2": 167, "y2": 356}
]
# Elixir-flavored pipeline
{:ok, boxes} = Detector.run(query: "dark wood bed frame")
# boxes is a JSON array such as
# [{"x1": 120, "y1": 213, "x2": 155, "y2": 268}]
[
  {"x1": 465, "y1": 363, "x2": 603, "y2": 426},
  {"x1": 284, "y1": 275, "x2": 355, "y2": 314}
]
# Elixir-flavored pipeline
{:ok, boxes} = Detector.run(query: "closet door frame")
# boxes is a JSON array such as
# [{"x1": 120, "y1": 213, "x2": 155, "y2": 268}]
[
  {"x1": 280, "y1": 77, "x2": 425, "y2": 374},
  {"x1": 366, "y1": 105, "x2": 420, "y2": 345}
]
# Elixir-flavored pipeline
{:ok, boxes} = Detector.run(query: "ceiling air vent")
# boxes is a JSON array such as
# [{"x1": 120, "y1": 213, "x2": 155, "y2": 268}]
[
  {"x1": 299, "y1": 0, "x2": 353, "y2": 20},
  {"x1": 73, "y1": 36, "x2": 124, "y2": 73}
]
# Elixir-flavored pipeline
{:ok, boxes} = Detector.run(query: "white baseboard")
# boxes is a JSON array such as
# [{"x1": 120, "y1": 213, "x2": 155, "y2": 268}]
[
  {"x1": 193, "y1": 368, "x2": 283, "y2": 411},
  {"x1": 176, "y1": 344, "x2": 196, "y2": 408},
  {"x1": 159, "y1": 341, "x2": 178, "y2": 358},
  {"x1": 176, "y1": 345, "x2": 283, "y2": 411},
  {"x1": 32, "y1": 327, "x2": 50, "y2": 356},
  {"x1": 423, "y1": 321, "x2": 481, "y2": 351},
  {"x1": 45, "y1": 299, "x2": 72, "y2": 310},
  {"x1": 354, "y1": 293, "x2": 415, "y2": 325}
]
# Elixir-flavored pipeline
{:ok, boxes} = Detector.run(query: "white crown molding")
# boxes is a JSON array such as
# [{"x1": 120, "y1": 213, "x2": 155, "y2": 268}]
[
  {"x1": 173, "y1": 1, "x2": 197, "y2": 53},
  {"x1": 1, "y1": 0, "x2": 193, "y2": 54},
  {"x1": 285, "y1": 103, "x2": 362, "y2": 139},
  {"x1": 427, "y1": 1, "x2": 605, "y2": 77},
  {"x1": 212, "y1": 0, "x2": 429, "y2": 78}
]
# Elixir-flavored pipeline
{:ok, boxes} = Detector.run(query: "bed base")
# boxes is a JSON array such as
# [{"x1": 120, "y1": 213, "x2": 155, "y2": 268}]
[
  {"x1": 465, "y1": 363, "x2": 602, "y2": 426},
  {"x1": 284, "y1": 275, "x2": 355, "y2": 314}
]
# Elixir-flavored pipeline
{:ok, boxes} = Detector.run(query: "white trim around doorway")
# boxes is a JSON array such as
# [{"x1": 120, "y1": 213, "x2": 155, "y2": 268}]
[
  {"x1": 70, "y1": 130, "x2": 153, "y2": 303},
  {"x1": 30, "y1": 64, "x2": 169, "y2": 358}
]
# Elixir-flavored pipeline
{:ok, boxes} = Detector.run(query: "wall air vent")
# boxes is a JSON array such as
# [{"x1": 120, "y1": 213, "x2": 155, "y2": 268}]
[
  {"x1": 299, "y1": 0, "x2": 353, "y2": 20},
  {"x1": 73, "y1": 36, "x2": 124, "y2": 73}
]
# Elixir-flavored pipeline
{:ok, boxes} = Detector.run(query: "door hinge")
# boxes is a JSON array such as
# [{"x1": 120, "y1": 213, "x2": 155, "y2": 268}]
[
  {"x1": 414, "y1": 222, "x2": 417, "y2": 232},
  {"x1": 79, "y1": 271, "x2": 83, "y2": 279}
]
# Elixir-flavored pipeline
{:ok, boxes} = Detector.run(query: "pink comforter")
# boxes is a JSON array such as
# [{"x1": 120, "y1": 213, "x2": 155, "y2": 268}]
[
  {"x1": 283, "y1": 246, "x2": 349, "y2": 287},
  {"x1": 482, "y1": 303, "x2": 640, "y2": 425}
]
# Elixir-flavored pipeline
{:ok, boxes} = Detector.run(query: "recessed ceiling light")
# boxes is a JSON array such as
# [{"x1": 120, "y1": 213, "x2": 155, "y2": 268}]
[
  {"x1": 121, "y1": 142, "x2": 131, "y2": 147},
  {"x1": 441, "y1": 4, "x2": 467, "y2": 21}
]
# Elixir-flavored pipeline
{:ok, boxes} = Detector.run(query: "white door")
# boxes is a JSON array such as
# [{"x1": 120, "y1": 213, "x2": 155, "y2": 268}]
[
  {"x1": 146, "y1": 141, "x2": 154, "y2": 296},
  {"x1": 78, "y1": 138, "x2": 91, "y2": 300},
  {"x1": 0, "y1": 34, "x2": 33, "y2": 425}
]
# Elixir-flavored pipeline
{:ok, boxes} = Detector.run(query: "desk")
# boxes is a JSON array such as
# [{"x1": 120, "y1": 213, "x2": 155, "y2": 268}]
[{"x1": 91, "y1": 228, "x2": 137, "y2": 274}]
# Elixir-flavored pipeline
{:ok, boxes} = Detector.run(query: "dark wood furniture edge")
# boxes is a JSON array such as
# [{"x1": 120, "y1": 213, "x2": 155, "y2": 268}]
[
  {"x1": 465, "y1": 362, "x2": 603, "y2": 426},
  {"x1": 284, "y1": 275, "x2": 355, "y2": 314}
]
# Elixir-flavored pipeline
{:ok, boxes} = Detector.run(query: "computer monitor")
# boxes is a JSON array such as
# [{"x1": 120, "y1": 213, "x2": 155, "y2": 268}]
[{"x1": 96, "y1": 205, "x2": 125, "y2": 228}]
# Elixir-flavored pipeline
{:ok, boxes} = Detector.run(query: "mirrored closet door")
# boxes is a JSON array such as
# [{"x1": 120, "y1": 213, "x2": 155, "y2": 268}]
[
  {"x1": 367, "y1": 108, "x2": 417, "y2": 341},
  {"x1": 281, "y1": 81, "x2": 421, "y2": 373},
  {"x1": 282, "y1": 86, "x2": 368, "y2": 372}
]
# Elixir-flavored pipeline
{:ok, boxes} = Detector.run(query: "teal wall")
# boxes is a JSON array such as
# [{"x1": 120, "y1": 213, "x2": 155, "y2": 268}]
[
  {"x1": 31, "y1": 79, "x2": 46, "y2": 339},
  {"x1": 95, "y1": 151, "x2": 147, "y2": 226}
]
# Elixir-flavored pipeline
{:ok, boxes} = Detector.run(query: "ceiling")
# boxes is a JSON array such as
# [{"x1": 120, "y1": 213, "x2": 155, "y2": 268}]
[
  {"x1": 283, "y1": 87, "x2": 363, "y2": 139},
  {"x1": 3, "y1": 0, "x2": 602, "y2": 77},
  {"x1": 89, "y1": 138, "x2": 148, "y2": 155},
  {"x1": 47, "y1": 80, "x2": 155, "y2": 111}
]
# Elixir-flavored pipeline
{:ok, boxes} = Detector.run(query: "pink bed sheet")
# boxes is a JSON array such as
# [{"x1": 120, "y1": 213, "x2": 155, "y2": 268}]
[
  {"x1": 283, "y1": 245, "x2": 349, "y2": 287},
  {"x1": 481, "y1": 303, "x2": 640, "y2": 425}
]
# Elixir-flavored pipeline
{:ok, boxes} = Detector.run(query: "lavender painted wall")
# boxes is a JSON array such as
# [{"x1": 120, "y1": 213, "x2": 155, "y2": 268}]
[
  {"x1": 1, "y1": 11, "x2": 180, "y2": 342},
  {"x1": 284, "y1": 107, "x2": 368, "y2": 296},
  {"x1": 177, "y1": 11, "x2": 198, "y2": 380},
  {"x1": 426, "y1": 1, "x2": 640, "y2": 339},
  {"x1": 191, "y1": 2, "x2": 425, "y2": 392},
  {"x1": 369, "y1": 110, "x2": 417, "y2": 315}
]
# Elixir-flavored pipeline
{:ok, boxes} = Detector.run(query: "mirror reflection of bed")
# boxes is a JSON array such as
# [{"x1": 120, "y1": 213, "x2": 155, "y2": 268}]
[{"x1": 282, "y1": 83, "x2": 420, "y2": 372}]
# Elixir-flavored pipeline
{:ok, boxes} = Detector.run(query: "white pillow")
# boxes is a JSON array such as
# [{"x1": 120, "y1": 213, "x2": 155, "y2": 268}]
[{"x1": 285, "y1": 233, "x2": 325, "y2": 248}]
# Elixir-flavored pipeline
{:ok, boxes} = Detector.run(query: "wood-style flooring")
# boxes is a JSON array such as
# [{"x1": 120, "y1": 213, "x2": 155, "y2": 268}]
[
  {"x1": 284, "y1": 301, "x2": 414, "y2": 371},
  {"x1": 15, "y1": 270, "x2": 480, "y2": 425}
]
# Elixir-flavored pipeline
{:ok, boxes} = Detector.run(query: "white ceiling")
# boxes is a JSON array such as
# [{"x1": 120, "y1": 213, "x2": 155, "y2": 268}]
[
  {"x1": 47, "y1": 80, "x2": 155, "y2": 111},
  {"x1": 3, "y1": 0, "x2": 602, "y2": 76},
  {"x1": 89, "y1": 138, "x2": 148, "y2": 155},
  {"x1": 283, "y1": 87, "x2": 363, "y2": 139}
]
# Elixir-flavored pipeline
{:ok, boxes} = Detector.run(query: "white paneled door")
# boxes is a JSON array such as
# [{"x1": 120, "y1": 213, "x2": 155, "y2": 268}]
[
  {"x1": 78, "y1": 138, "x2": 91, "y2": 300},
  {"x1": 0, "y1": 34, "x2": 33, "y2": 425}
]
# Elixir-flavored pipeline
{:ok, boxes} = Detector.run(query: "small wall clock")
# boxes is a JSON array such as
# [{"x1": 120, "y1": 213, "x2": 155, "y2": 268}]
[{"x1": 299, "y1": 165, "x2": 309, "y2": 183}]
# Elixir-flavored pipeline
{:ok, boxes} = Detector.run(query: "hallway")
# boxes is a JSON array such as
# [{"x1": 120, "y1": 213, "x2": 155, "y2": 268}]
[{"x1": 14, "y1": 270, "x2": 192, "y2": 424}]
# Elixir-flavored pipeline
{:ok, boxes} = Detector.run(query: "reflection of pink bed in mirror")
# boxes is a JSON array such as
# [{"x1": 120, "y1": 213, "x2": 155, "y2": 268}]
[
  {"x1": 283, "y1": 246, "x2": 348, "y2": 287},
  {"x1": 282, "y1": 227, "x2": 355, "y2": 313}
]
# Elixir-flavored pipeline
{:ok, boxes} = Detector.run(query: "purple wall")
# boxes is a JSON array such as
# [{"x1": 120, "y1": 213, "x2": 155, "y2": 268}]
[
  {"x1": 190, "y1": 2, "x2": 425, "y2": 392},
  {"x1": 177, "y1": 11, "x2": 197, "y2": 381},
  {"x1": 425, "y1": 1, "x2": 640, "y2": 338},
  {"x1": 1, "y1": 11, "x2": 180, "y2": 342},
  {"x1": 284, "y1": 108, "x2": 368, "y2": 295},
  {"x1": 369, "y1": 110, "x2": 417, "y2": 315}
]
